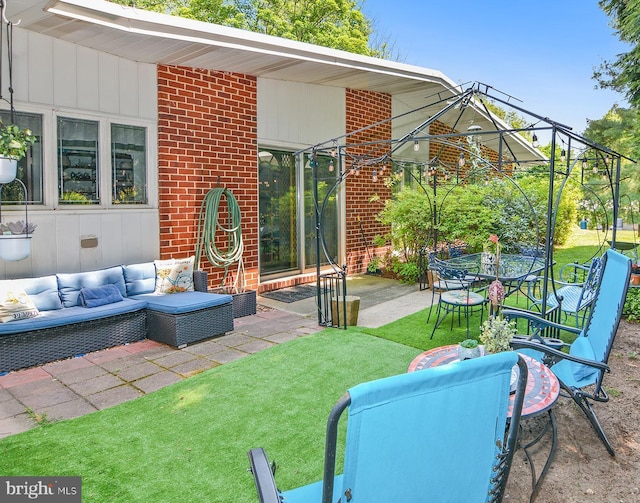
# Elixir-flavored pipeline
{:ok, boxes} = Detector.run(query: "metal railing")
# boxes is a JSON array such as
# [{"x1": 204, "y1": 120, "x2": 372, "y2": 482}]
[{"x1": 318, "y1": 270, "x2": 347, "y2": 329}]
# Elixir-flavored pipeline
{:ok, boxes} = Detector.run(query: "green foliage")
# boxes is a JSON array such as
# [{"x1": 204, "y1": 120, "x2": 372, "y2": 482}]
[
  {"x1": 460, "y1": 338, "x2": 478, "y2": 349},
  {"x1": 390, "y1": 258, "x2": 419, "y2": 283},
  {"x1": 584, "y1": 105, "x2": 639, "y2": 224},
  {"x1": 437, "y1": 183, "x2": 495, "y2": 251},
  {"x1": 595, "y1": 0, "x2": 640, "y2": 107},
  {"x1": 0, "y1": 122, "x2": 37, "y2": 160},
  {"x1": 484, "y1": 101, "x2": 532, "y2": 142},
  {"x1": 516, "y1": 174, "x2": 580, "y2": 246},
  {"x1": 378, "y1": 171, "x2": 581, "y2": 266},
  {"x1": 25, "y1": 407, "x2": 54, "y2": 426},
  {"x1": 367, "y1": 255, "x2": 381, "y2": 273},
  {"x1": 623, "y1": 288, "x2": 640, "y2": 322},
  {"x1": 60, "y1": 191, "x2": 91, "y2": 204},
  {"x1": 376, "y1": 187, "x2": 432, "y2": 263},
  {"x1": 436, "y1": 175, "x2": 578, "y2": 251},
  {"x1": 480, "y1": 316, "x2": 517, "y2": 353}
]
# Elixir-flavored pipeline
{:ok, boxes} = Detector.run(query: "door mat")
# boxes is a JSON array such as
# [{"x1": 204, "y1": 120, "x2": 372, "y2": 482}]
[{"x1": 260, "y1": 284, "x2": 318, "y2": 303}]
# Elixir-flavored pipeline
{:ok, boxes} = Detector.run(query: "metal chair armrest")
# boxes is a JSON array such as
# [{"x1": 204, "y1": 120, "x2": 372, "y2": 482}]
[
  {"x1": 248, "y1": 448, "x2": 281, "y2": 503},
  {"x1": 558, "y1": 262, "x2": 591, "y2": 285},
  {"x1": 502, "y1": 308, "x2": 582, "y2": 335},
  {"x1": 509, "y1": 338, "x2": 611, "y2": 373}
]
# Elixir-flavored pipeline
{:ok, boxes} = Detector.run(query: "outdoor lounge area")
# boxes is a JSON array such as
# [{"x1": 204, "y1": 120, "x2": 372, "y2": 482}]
[
  {"x1": 0, "y1": 251, "x2": 639, "y2": 502},
  {"x1": 0, "y1": 2, "x2": 638, "y2": 502}
]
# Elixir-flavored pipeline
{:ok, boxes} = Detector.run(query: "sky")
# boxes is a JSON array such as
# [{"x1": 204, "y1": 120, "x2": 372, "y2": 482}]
[{"x1": 361, "y1": 0, "x2": 630, "y2": 143}]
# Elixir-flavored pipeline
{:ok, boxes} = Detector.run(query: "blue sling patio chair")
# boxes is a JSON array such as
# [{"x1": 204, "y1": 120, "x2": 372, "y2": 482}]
[
  {"x1": 506, "y1": 249, "x2": 631, "y2": 456},
  {"x1": 248, "y1": 352, "x2": 528, "y2": 503}
]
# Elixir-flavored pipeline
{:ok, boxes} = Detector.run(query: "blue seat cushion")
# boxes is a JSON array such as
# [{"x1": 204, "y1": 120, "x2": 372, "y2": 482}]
[
  {"x1": 0, "y1": 275, "x2": 62, "y2": 311},
  {"x1": 130, "y1": 291, "x2": 232, "y2": 315},
  {"x1": 57, "y1": 267, "x2": 127, "y2": 307},
  {"x1": 440, "y1": 290, "x2": 485, "y2": 306},
  {"x1": 0, "y1": 298, "x2": 146, "y2": 335},
  {"x1": 123, "y1": 262, "x2": 156, "y2": 296}
]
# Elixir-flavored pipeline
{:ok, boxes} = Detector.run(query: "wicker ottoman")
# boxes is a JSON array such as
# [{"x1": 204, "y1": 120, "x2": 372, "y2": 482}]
[{"x1": 140, "y1": 292, "x2": 234, "y2": 348}]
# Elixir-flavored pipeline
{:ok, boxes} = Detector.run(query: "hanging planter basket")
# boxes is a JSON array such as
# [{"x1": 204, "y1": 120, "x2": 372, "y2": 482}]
[
  {"x1": 0, "y1": 157, "x2": 17, "y2": 184},
  {"x1": 0, "y1": 178, "x2": 35, "y2": 261},
  {"x1": 0, "y1": 234, "x2": 32, "y2": 261}
]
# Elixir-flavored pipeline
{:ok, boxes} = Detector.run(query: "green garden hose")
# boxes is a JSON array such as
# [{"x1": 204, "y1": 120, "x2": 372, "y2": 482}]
[{"x1": 195, "y1": 187, "x2": 244, "y2": 290}]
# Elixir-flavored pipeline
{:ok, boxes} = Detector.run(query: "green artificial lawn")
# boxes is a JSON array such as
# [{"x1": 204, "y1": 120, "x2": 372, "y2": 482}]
[
  {"x1": 359, "y1": 291, "x2": 531, "y2": 352},
  {"x1": 0, "y1": 330, "x2": 421, "y2": 502},
  {"x1": 554, "y1": 228, "x2": 638, "y2": 272},
  {"x1": 2, "y1": 227, "x2": 629, "y2": 501}
]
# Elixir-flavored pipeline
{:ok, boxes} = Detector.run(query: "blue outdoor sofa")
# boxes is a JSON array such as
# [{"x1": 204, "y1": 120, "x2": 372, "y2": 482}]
[{"x1": 0, "y1": 262, "x2": 234, "y2": 373}]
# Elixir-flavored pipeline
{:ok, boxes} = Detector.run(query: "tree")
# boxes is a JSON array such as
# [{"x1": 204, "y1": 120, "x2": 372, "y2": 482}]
[
  {"x1": 584, "y1": 105, "x2": 639, "y2": 224},
  {"x1": 111, "y1": 0, "x2": 391, "y2": 57},
  {"x1": 594, "y1": 0, "x2": 640, "y2": 107},
  {"x1": 484, "y1": 100, "x2": 532, "y2": 142},
  {"x1": 584, "y1": 105, "x2": 640, "y2": 160}
]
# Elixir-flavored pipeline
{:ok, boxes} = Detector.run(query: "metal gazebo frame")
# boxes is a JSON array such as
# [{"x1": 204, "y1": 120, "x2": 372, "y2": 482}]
[{"x1": 298, "y1": 82, "x2": 634, "y2": 328}]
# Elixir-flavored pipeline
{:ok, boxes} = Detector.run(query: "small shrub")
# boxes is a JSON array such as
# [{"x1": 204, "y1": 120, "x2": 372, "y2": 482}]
[
  {"x1": 367, "y1": 256, "x2": 381, "y2": 273},
  {"x1": 623, "y1": 288, "x2": 640, "y2": 322},
  {"x1": 391, "y1": 260, "x2": 419, "y2": 283},
  {"x1": 480, "y1": 316, "x2": 517, "y2": 353}
]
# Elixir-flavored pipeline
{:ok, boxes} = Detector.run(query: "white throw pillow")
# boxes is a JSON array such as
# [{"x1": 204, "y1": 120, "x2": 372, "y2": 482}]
[
  {"x1": 0, "y1": 287, "x2": 40, "y2": 322},
  {"x1": 154, "y1": 256, "x2": 195, "y2": 294}
]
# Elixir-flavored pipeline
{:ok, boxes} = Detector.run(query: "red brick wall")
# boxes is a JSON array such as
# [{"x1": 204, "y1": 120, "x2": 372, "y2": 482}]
[
  {"x1": 429, "y1": 120, "x2": 509, "y2": 179},
  {"x1": 345, "y1": 89, "x2": 393, "y2": 274},
  {"x1": 157, "y1": 65, "x2": 259, "y2": 291}
]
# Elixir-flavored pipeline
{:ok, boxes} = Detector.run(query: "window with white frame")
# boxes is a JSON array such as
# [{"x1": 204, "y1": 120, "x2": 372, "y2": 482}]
[
  {"x1": 111, "y1": 124, "x2": 147, "y2": 205},
  {"x1": 58, "y1": 117, "x2": 100, "y2": 205},
  {"x1": 0, "y1": 110, "x2": 43, "y2": 204},
  {"x1": 57, "y1": 117, "x2": 148, "y2": 206}
]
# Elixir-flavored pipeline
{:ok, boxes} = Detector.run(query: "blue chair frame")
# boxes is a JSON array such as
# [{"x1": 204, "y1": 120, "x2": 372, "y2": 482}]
[
  {"x1": 506, "y1": 249, "x2": 631, "y2": 456},
  {"x1": 249, "y1": 352, "x2": 528, "y2": 503}
]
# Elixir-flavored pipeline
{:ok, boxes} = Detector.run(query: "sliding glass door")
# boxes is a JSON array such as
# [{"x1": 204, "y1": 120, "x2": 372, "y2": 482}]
[{"x1": 258, "y1": 148, "x2": 339, "y2": 277}]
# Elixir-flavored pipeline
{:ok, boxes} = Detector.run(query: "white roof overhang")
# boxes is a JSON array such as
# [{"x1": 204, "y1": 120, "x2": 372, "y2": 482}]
[{"x1": 6, "y1": 0, "x2": 539, "y2": 160}]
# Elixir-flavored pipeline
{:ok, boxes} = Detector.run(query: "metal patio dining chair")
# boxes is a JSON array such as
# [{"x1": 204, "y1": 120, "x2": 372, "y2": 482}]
[
  {"x1": 529, "y1": 257, "x2": 603, "y2": 327},
  {"x1": 506, "y1": 248, "x2": 631, "y2": 456},
  {"x1": 248, "y1": 352, "x2": 528, "y2": 503},
  {"x1": 428, "y1": 257, "x2": 486, "y2": 338},
  {"x1": 426, "y1": 255, "x2": 479, "y2": 320}
]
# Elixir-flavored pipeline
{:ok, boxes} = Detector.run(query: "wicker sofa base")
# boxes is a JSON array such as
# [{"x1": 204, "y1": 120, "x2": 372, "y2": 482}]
[
  {"x1": 0, "y1": 310, "x2": 147, "y2": 373},
  {"x1": 232, "y1": 290, "x2": 257, "y2": 318},
  {"x1": 146, "y1": 302, "x2": 234, "y2": 348}
]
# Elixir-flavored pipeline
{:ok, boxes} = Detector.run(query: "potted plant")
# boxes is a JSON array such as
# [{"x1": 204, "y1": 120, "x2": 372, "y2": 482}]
[
  {"x1": 0, "y1": 121, "x2": 37, "y2": 184},
  {"x1": 457, "y1": 338, "x2": 481, "y2": 360},
  {"x1": 0, "y1": 220, "x2": 37, "y2": 261},
  {"x1": 479, "y1": 316, "x2": 517, "y2": 354},
  {"x1": 630, "y1": 263, "x2": 640, "y2": 286}
]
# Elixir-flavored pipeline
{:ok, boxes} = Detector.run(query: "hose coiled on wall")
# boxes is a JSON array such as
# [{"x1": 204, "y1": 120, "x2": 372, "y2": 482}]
[{"x1": 195, "y1": 187, "x2": 244, "y2": 290}]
